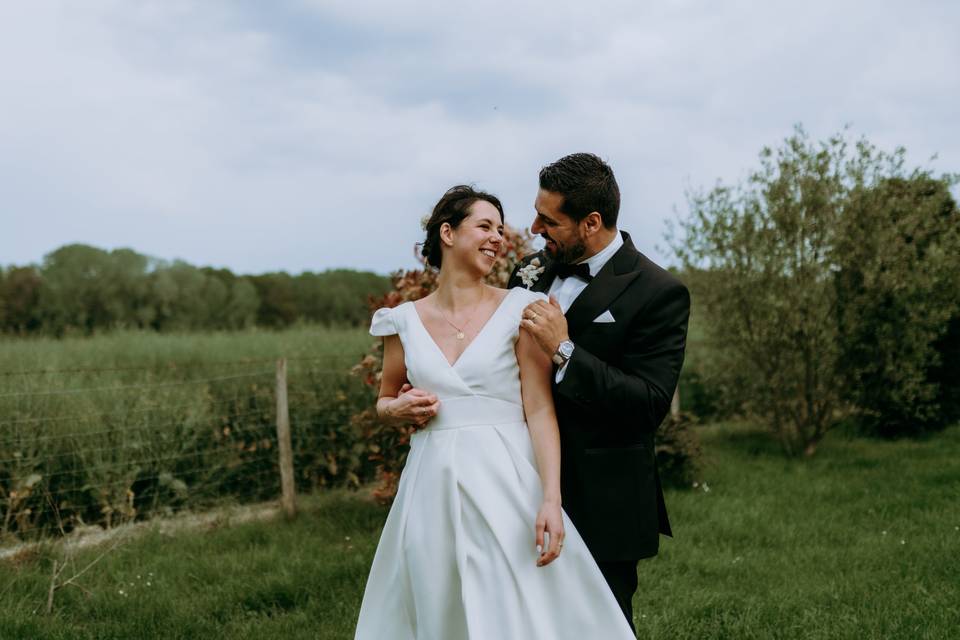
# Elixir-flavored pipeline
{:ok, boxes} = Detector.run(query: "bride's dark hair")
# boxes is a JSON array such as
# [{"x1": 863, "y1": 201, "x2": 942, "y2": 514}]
[{"x1": 420, "y1": 185, "x2": 505, "y2": 269}]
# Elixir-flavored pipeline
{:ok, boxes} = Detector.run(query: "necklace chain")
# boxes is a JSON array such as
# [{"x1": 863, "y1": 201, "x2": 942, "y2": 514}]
[{"x1": 434, "y1": 287, "x2": 486, "y2": 340}]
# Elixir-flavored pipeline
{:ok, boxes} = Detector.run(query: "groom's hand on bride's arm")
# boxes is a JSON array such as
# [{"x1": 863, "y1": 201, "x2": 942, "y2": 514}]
[
  {"x1": 520, "y1": 295, "x2": 569, "y2": 357},
  {"x1": 377, "y1": 383, "x2": 440, "y2": 428}
]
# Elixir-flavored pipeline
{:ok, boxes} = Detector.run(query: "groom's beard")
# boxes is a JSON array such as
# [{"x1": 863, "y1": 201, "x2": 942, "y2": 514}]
[{"x1": 542, "y1": 235, "x2": 587, "y2": 265}]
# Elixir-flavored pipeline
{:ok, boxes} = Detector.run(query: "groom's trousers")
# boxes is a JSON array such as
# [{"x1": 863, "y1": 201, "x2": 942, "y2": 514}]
[{"x1": 597, "y1": 560, "x2": 639, "y2": 633}]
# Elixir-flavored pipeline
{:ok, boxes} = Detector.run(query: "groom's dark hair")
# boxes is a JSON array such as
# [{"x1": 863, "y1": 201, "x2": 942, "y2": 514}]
[
  {"x1": 420, "y1": 185, "x2": 505, "y2": 269},
  {"x1": 539, "y1": 153, "x2": 620, "y2": 228}
]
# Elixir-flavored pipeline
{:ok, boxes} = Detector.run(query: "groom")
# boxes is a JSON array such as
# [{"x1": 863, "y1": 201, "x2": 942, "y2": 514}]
[{"x1": 508, "y1": 152, "x2": 690, "y2": 631}]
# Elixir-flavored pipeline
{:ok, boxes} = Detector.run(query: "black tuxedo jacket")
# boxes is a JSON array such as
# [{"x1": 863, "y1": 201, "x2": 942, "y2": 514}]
[{"x1": 507, "y1": 231, "x2": 690, "y2": 561}]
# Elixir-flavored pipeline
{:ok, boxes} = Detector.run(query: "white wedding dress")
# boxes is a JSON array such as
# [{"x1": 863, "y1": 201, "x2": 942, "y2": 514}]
[{"x1": 354, "y1": 287, "x2": 635, "y2": 640}]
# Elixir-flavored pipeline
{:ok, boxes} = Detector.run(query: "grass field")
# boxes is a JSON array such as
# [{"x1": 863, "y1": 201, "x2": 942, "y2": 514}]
[
  {"x1": 2, "y1": 421, "x2": 957, "y2": 639},
  {"x1": 0, "y1": 327, "x2": 377, "y2": 542}
]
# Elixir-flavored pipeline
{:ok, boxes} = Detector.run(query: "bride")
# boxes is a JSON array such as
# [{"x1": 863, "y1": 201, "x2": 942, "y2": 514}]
[{"x1": 353, "y1": 185, "x2": 635, "y2": 639}]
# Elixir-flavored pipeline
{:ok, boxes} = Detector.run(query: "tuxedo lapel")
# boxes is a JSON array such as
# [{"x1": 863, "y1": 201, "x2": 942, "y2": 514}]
[
  {"x1": 531, "y1": 255, "x2": 558, "y2": 293},
  {"x1": 564, "y1": 232, "x2": 642, "y2": 337}
]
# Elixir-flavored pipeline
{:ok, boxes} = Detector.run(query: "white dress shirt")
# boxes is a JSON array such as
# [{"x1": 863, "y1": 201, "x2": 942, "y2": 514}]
[{"x1": 549, "y1": 230, "x2": 623, "y2": 382}]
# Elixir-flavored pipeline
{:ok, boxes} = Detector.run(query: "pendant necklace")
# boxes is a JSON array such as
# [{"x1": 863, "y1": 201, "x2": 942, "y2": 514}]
[{"x1": 435, "y1": 287, "x2": 485, "y2": 340}]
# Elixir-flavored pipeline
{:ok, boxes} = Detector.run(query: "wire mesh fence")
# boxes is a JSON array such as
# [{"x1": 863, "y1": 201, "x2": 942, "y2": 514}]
[{"x1": 0, "y1": 353, "x2": 377, "y2": 546}]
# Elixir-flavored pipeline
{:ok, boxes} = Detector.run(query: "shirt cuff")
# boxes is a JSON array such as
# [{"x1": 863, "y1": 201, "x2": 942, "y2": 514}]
[{"x1": 555, "y1": 360, "x2": 569, "y2": 383}]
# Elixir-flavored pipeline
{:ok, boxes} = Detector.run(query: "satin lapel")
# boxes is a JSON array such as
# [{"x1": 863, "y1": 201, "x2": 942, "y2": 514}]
[
  {"x1": 531, "y1": 255, "x2": 558, "y2": 293},
  {"x1": 564, "y1": 232, "x2": 642, "y2": 337}
]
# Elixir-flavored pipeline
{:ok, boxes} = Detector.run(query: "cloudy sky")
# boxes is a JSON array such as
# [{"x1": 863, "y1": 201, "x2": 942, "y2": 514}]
[{"x1": 2, "y1": 1, "x2": 957, "y2": 275}]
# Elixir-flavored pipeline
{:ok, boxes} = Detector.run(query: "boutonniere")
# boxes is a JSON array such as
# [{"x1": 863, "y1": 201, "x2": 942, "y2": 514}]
[{"x1": 518, "y1": 257, "x2": 545, "y2": 289}]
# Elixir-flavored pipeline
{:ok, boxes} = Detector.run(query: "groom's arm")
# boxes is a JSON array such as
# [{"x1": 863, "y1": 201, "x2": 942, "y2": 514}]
[{"x1": 556, "y1": 282, "x2": 690, "y2": 433}]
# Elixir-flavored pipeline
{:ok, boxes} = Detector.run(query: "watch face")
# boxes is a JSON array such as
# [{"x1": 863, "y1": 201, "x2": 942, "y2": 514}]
[{"x1": 559, "y1": 341, "x2": 574, "y2": 357}]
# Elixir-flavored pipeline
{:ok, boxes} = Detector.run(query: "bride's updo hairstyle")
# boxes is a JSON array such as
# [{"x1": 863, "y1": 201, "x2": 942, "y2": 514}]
[{"x1": 420, "y1": 185, "x2": 505, "y2": 269}]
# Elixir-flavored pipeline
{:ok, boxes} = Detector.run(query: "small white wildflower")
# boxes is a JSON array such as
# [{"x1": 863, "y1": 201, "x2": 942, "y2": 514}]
[
  {"x1": 882, "y1": 530, "x2": 887, "y2": 535},
  {"x1": 345, "y1": 536, "x2": 351, "y2": 541},
  {"x1": 692, "y1": 481, "x2": 699, "y2": 488},
  {"x1": 900, "y1": 540, "x2": 905, "y2": 545},
  {"x1": 146, "y1": 582, "x2": 152, "y2": 587},
  {"x1": 702, "y1": 482, "x2": 710, "y2": 493}
]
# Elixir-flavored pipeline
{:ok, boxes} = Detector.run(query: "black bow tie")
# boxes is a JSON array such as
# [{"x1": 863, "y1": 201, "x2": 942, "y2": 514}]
[{"x1": 555, "y1": 262, "x2": 593, "y2": 281}]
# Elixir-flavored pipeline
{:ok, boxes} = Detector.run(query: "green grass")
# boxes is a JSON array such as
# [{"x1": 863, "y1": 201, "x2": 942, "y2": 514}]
[
  {"x1": 2, "y1": 423, "x2": 957, "y2": 639},
  {"x1": 0, "y1": 327, "x2": 377, "y2": 542},
  {"x1": 0, "y1": 325, "x2": 371, "y2": 376}
]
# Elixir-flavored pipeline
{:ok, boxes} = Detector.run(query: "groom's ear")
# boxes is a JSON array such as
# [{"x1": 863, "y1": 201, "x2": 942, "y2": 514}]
[{"x1": 581, "y1": 211, "x2": 603, "y2": 237}]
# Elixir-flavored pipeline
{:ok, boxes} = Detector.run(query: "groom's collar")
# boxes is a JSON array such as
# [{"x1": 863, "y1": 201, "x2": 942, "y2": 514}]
[{"x1": 571, "y1": 230, "x2": 623, "y2": 279}]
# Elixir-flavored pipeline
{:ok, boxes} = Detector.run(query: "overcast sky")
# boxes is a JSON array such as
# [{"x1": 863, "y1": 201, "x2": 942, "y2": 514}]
[{"x1": 2, "y1": 1, "x2": 957, "y2": 275}]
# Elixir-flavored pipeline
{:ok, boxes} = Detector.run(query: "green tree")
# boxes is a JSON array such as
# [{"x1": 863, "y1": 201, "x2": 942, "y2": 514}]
[
  {"x1": 835, "y1": 175, "x2": 960, "y2": 436},
  {"x1": 38, "y1": 244, "x2": 114, "y2": 334},
  {"x1": 150, "y1": 261, "x2": 213, "y2": 331},
  {"x1": 0, "y1": 266, "x2": 43, "y2": 333},
  {"x1": 668, "y1": 126, "x2": 959, "y2": 455},
  {"x1": 224, "y1": 278, "x2": 260, "y2": 329},
  {"x1": 250, "y1": 273, "x2": 298, "y2": 328}
]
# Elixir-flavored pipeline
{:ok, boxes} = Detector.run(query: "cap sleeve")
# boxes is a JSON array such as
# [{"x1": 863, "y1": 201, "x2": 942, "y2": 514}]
[
  {"x1": 508, "y1": 288, "x2": 549, "y2": 340},
  {"x1": 369, "y1": 307, "x2": 398, "y2": 337}
]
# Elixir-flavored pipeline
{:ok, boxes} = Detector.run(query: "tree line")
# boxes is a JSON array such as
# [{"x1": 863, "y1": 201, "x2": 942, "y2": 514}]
[
  {"x1": 0, "y1": 244, "x2": 391, "y2": 335},
  {"x1": 670, "y1": 126, "x2": 960, "y2": 445}
]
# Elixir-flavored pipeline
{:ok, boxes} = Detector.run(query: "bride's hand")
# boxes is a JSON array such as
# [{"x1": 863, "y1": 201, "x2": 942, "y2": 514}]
[
  {"x1": 383, "y1": 383, "x2": 440, "y2": 428},
  {"x1": 535, "y1": 500, "x2": 564, "y2": 567}
]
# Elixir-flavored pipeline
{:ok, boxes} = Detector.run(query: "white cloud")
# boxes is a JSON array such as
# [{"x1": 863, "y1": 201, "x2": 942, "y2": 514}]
[{"x1": 1, "y1": 0, "x2": 957, "y2": 274}]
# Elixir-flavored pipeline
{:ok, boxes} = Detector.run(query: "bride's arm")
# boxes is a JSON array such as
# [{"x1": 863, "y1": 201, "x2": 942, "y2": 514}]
[
  {"x1": 376, "y1": 335, "x2": 439, "y2": 428},
  {"x1": 517, "y1": 328, "x2": 565, "y2": 566}
]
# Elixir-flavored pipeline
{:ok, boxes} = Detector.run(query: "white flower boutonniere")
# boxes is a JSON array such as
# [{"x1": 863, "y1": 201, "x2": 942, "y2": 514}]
[{"x1": 518, "y1": 257, "x2": 545, "y2": 289}]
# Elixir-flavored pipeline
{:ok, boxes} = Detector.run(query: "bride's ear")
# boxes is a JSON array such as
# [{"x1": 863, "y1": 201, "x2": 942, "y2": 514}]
[{"x1": 440, "y1": 221, "x2": 455, "y2": 248}]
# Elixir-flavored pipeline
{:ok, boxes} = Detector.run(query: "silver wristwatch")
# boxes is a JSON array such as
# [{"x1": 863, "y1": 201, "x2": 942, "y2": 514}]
[{"x1": 552, "y1": 340, "x2": 575, "y2": 366}]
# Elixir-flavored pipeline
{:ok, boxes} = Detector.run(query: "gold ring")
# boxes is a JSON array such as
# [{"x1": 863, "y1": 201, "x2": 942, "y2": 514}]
[{"x1": 529, "y1": 312, "x2": 539, "y2": 320}]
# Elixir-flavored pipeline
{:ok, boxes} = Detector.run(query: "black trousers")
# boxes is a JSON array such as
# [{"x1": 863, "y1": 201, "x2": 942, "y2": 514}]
[{"x1": 597, "y1": 560, "x2": 639, "y2": 635}]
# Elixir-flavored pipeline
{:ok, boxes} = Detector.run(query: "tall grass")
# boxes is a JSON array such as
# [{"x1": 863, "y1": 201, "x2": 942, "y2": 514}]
[{"x1": 0, "y1": 327, "x2": 375, "y2": 543}]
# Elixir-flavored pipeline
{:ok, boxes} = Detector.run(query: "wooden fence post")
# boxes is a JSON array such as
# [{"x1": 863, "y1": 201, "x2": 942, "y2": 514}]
[{"x1": 275, "y1": 358, "x2": 297, "y2": 520}]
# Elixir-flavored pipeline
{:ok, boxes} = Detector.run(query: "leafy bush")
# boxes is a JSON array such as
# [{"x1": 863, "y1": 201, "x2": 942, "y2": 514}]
[{"x1": 655, "y1": 411, "x2": 704, "y2": 488}]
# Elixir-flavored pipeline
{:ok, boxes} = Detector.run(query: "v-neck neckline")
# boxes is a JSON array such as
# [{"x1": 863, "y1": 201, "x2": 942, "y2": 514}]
[{"x1": 409, "y1": 288, "x2": 518, "y2": 369}]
